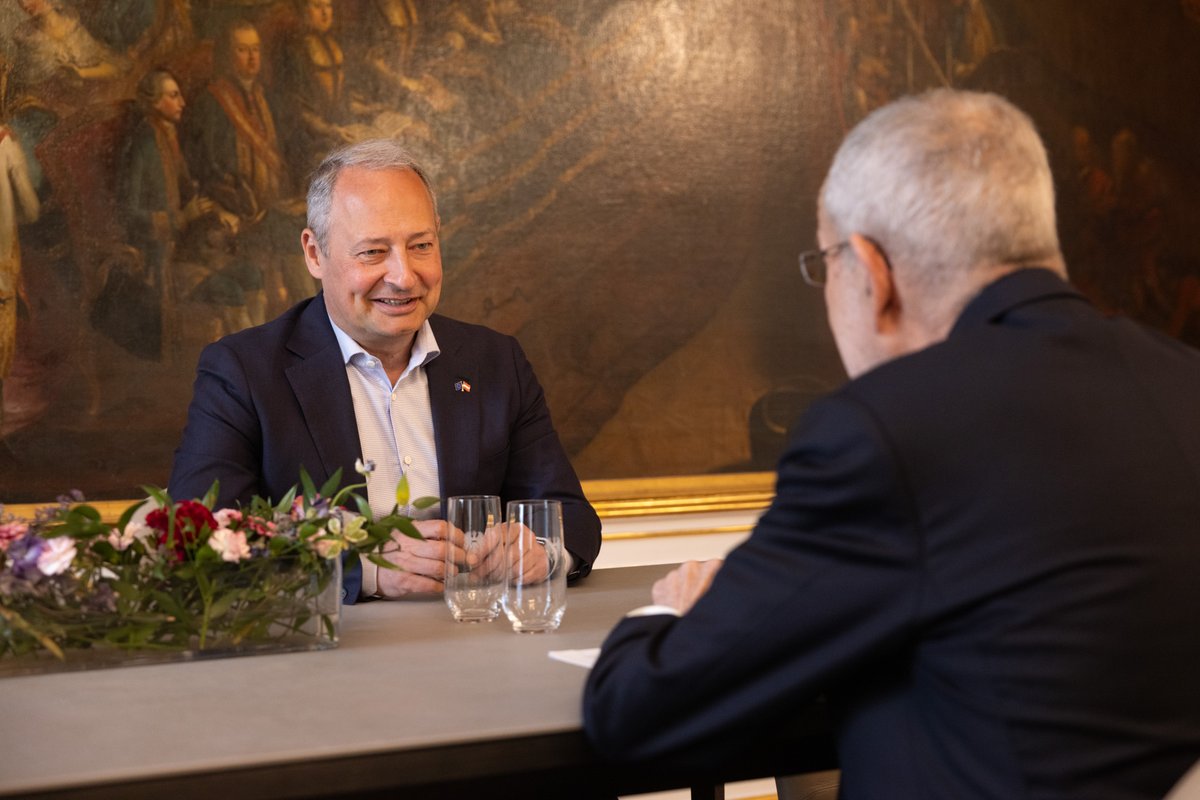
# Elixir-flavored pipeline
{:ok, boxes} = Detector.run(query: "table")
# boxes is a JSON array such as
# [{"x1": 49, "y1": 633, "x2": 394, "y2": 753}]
[{"x1": 0, "y1": 565, "x2": 835, "y2": 799}]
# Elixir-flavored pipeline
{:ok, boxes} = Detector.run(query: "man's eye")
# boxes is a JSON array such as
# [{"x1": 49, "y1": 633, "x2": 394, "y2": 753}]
[
  {"x1": 358, "y1": 249, "x2": 386, "y2": 258},
  {"x1": 412, "y1": 242, "x2": 434, "y2": 252}
]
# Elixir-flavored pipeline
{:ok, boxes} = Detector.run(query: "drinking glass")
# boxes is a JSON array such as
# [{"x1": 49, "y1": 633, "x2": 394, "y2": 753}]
[
  {"x1": 501, "y1": 499, "x2": 566, "y2": 633},
  {"x1": 443, "y1": 495, "x2": 503, "y2": 622}
]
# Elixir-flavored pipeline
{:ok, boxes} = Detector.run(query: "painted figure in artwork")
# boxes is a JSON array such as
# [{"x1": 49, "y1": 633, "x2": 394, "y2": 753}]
[
  {"x1": 119, "y1": 69, "x2": 216, "y2": 291},
  {"x1": 185, "y1": 19, "x2": 309, "y2": 317},
  {"x1": 277, "y1": 0, "x2": 382, "y2": 173},
  {"x1": 116, "y1": 68, "x2": 265, "y2": 348},
  {"x1": 0, "y1": 116, "x2": 41, "y2": 433},
  {"x1": 186, "y1": 20, "x2": 287, "y2": 230},
  {"x1": 10, "y1": 0, "x2": 129, "y2": 118}
]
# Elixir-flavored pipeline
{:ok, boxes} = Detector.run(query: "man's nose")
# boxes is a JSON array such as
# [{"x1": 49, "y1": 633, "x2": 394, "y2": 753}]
[{"x1": 383, "y1": 252, "x2": 417, "y2": 288}]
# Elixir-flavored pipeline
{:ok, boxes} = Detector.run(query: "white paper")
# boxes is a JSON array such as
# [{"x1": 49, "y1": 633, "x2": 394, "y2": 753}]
[{"x1": 548, "y1": 647, "x2": 601, "y2": 669}]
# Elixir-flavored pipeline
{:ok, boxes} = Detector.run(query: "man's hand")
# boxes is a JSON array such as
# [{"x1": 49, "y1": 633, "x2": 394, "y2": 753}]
[
  {"x1": 376, "y1": 520, "x2": 467, "y2": 598},
  {"x1": 651, "y1": 559, "x2": 723, "y2": 614},
  {"x1": 473, "y1": 522, "x2": 550, "y2": 584}
]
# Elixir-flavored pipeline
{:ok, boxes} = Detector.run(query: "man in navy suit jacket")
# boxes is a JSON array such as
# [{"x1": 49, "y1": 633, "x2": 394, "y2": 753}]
[
  {"x1": 584, "y1": 90, "x2": 1200, "y2": 798},
  {"x1": 169, "y1": 139, "x2": 600, "y2": 602}
]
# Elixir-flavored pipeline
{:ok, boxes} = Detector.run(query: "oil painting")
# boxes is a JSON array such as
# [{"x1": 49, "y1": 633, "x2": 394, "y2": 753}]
[{"x1": 1, "y1": 0, "x2": 1198, "y2": 501}]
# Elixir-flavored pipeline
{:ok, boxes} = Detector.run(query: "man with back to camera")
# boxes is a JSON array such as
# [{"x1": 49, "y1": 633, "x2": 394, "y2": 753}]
[
  {"x1": 169, "y1": 138, "x2": 601, "y2": 602},
  {"x1": 583, "y1": 89, "x2": 1200, "y2": 799}
]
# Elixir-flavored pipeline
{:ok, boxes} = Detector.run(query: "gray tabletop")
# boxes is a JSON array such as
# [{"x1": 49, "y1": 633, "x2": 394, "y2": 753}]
[{"x1": 0, "y1": 564, "x2": 674, "y2": 798}]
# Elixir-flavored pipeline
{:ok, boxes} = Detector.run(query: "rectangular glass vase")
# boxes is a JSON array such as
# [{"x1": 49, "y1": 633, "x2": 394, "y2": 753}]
[{"x1": 0, "y1": 557, "x2": 342, "y2": 677}]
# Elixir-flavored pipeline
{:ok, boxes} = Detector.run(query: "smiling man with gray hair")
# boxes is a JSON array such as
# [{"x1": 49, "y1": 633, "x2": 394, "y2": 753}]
[
  {"x1": 170, "y1": 138, "x2": 601, "y2": 601},
  {"x1": 584, "y1": 89, "x2": 1200, "y2": 799}
]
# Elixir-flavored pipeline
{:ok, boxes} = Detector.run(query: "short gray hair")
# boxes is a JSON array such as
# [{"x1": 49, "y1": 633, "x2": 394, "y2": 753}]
[
  {"x1": 821, "y1": 89, "x2": 1060, "y2": 295},
  {"x1": 305, "y1": 138, "x2": 439, "y2": 253}
]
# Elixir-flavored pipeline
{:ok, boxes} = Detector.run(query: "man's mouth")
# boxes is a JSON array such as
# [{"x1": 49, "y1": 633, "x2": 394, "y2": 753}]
[{"x1": 373, "y1": 297, "x2": 418, "y2": 308}]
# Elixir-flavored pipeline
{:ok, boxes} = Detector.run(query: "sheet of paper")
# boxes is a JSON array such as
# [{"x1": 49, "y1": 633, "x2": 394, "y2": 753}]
[{"x1": 548, "y1": 647, "x2": 600, "y2": 669}]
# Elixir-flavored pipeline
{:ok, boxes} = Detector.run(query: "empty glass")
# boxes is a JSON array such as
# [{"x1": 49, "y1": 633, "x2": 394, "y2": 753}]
[
  {"x1": 501, "y1": 499, "x2": 566, "y2": 633},
  {"x1": 443, "y1": 495, "x2": 503, "y2": 622}
]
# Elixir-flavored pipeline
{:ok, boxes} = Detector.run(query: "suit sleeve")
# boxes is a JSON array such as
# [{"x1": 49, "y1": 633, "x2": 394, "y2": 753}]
[
  {"x1": 499, "y1": 337, "x2": 602, "y2": 577},
  {"x1": 168, "y1": 340, "x2": 266, "y2": 507},
  {"x1": 583, "y1": 394, "x2": 922, "y2": 762}
]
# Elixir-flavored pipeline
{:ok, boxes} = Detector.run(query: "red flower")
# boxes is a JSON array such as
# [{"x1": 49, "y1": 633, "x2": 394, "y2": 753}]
[{"x1": 147, "y1": 501, "x2": 217, "y2": 561}]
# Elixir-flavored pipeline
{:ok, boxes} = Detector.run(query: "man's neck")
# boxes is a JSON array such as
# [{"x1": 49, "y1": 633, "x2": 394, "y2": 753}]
[{"x1": 378, "y1": 343, "x2": 416, "y2": 385}]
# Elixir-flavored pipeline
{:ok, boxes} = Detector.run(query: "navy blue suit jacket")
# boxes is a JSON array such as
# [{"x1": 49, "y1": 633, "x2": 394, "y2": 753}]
[
  {"x1": 584, "y1": 270, "x2": 1200, "y2": 799},
  {"x1": 169, "y1": 294, "x2": 601, "y2": 600}
]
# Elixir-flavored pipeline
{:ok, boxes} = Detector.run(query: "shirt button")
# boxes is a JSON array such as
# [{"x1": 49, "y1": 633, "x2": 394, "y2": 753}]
[{"x1": 403, "y1": 456, "x2": 413, "y2": 466}]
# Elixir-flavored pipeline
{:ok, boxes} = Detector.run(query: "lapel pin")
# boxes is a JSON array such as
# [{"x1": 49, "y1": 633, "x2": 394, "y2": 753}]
[{"x1": 454, "y1": 379, "x2": 472, "y2": 393}]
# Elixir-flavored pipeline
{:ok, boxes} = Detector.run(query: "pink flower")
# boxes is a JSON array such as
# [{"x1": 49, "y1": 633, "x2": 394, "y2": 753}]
[
  {"x1": 246, "y1": 517, "x2": 277, "y2": 538},
  {"x1": 36, "y1": 537, "x2": 77, "y2": 576},
  {"x1": 0, "y1": 521, "x2": 29, "y2": 552},
  {"x1": 316, "y1": 538, "x2": 345, "y2": 559},
  {"x1": 107, "y1": 521, "x2": 153, "y2": 551},
  {"x1": 213, "y1": 508, "x2": 243, "y2": 529},
  {"x1": 209, "y1": 528, "x2": 251, "y2": 563}
]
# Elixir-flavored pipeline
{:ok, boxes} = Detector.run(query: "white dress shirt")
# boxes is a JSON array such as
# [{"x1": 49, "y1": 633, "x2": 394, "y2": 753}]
[{"x1": 329, "y1": 316, "x2": 441, "y2": 597}]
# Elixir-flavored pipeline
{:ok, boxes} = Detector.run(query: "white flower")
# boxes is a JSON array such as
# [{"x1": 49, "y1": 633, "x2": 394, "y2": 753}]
[
  {"x1": 341, "y1": 514, "x2": 368, "y2": 544},
  {"x1": 37, "y1": 537, "x2": 77, "y2": 576},
  {"x1": 209, "y1": 528, "x2": 251, "y2": 563},
  {"x1": 355, "y1": 458, "x2": 376, "y2": 475}
]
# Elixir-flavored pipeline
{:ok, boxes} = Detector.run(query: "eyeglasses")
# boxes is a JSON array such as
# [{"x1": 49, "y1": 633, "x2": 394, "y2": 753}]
[{"x1": 797, "y1": 241, "x2": 849, "y2": 287}]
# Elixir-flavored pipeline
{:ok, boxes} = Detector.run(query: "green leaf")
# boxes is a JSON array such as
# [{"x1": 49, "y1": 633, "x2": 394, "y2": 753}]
[
  {"x1": 319, "y1": 468, "x2": 344, "y2": 500},
  {"x1": 115, "y1": 499, "x2": 142, "y2": 531},
  {"x1": 150, "y1": 590, "x2": 191, "y2": 625},
  {"x1": 207, "y1": 591, "x2": 238, "y2": 619},
  {"x1": 412, "y1": 495, "x2": 440, "y2": 510},
  {"x1": 201, "y1": 480, "x2": 221, "y2": 510},
  {"x1": 91, "y1": 540, "x2": 118, "y2": 561},
  {"x1": 353, "y1": 495, "x2": 372, "y2": 519},
  {"x1": 140, "y1": 486, "x2": 172, "y2": 508},
  {"x1": 68, "y1": 505, "x2": 102, "y2": 523},
  {"x1": 299, "y1": 467, "x2": 318, "y2": 502},
  {"x1": 111, "y1": 580, "x2": 141, "y2": 601},
  {"x1": 395, "y1": 473, "x2": 410, "y2": 508},
  {"x1": 274, "y1": 485, "x2": 298, "y2": 515},
  {"x1": 390, "y1": 517, "x2": 423, "y2": 540},
  {"x1": 366, "y1": 553, "x2": 401, "y2": 570}
]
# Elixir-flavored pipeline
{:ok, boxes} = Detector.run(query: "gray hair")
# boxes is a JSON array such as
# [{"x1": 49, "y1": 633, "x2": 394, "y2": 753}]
[
  {"x1": 306, "y1": 139, "x2": 439, "y2": 253},
  {"x1": 134, "y1": 68, "x2": 177, "y2": 114},
  {"x1": 821, "y1": 89, "x2": 1060, "y2": 296}
]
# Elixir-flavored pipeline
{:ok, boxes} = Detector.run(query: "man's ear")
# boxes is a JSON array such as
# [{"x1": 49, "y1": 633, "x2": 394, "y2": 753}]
[
  {"x1": 848, "y1": 233, "x2": 900, "y2": 332},
  {"x1": 300, "y1": 229, "x2": 324, "y2": 280}
]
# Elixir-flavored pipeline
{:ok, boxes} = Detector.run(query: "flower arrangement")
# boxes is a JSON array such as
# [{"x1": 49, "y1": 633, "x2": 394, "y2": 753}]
[{"x1": 0, "y1": 466, "x2": 435, "y2": 674}]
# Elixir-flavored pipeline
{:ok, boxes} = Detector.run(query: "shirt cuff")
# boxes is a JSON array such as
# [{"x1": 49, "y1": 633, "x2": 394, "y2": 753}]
[
  {"x1": 359, "y1": 554, "x2": 382, "y2": 599},
  {"x1": 626, "y1": 604, "x2": 682, "y2": 618}
]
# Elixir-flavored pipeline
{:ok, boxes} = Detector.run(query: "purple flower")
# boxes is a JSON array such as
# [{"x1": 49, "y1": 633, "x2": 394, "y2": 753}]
[{"x1": 6, "y1": 534, "x2": 46, "y2": 579}]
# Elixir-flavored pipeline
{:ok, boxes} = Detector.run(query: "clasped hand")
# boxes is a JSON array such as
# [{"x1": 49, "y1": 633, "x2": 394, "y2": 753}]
[
  {"x1": 375, "y1": 519, "x2": 550, "y2": 598},
  {"x1": 651, "y1": 559, "x2": 723, "y2": 614}
]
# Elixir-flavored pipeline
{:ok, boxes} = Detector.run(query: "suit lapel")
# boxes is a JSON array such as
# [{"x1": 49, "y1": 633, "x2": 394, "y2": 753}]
[
  {"x1": 285, "y1": 295, "x2": 362, "y2": 486},
  {"x1": 426, "y1": 317, "x2": 481, "y2": 499}
]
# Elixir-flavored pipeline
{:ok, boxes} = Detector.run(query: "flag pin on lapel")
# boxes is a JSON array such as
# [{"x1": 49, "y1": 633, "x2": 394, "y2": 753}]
[{"x1": 454, "y1": 378, "x2": 472, "y2": 393}]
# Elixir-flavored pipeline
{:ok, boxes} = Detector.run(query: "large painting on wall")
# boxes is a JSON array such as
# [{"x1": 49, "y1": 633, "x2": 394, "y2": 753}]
[{"x1": 1, "y1": 0, "x2": 1198, "y2": 502}]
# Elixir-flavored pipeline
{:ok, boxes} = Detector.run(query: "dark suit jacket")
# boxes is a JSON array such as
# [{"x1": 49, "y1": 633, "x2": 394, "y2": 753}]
[
  {"x1": 584, "y1": 269, "x2": 1200, "y2": 800},
  {"x1": 169, "y1": 294, "x2": 601, "y2": 600}
]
